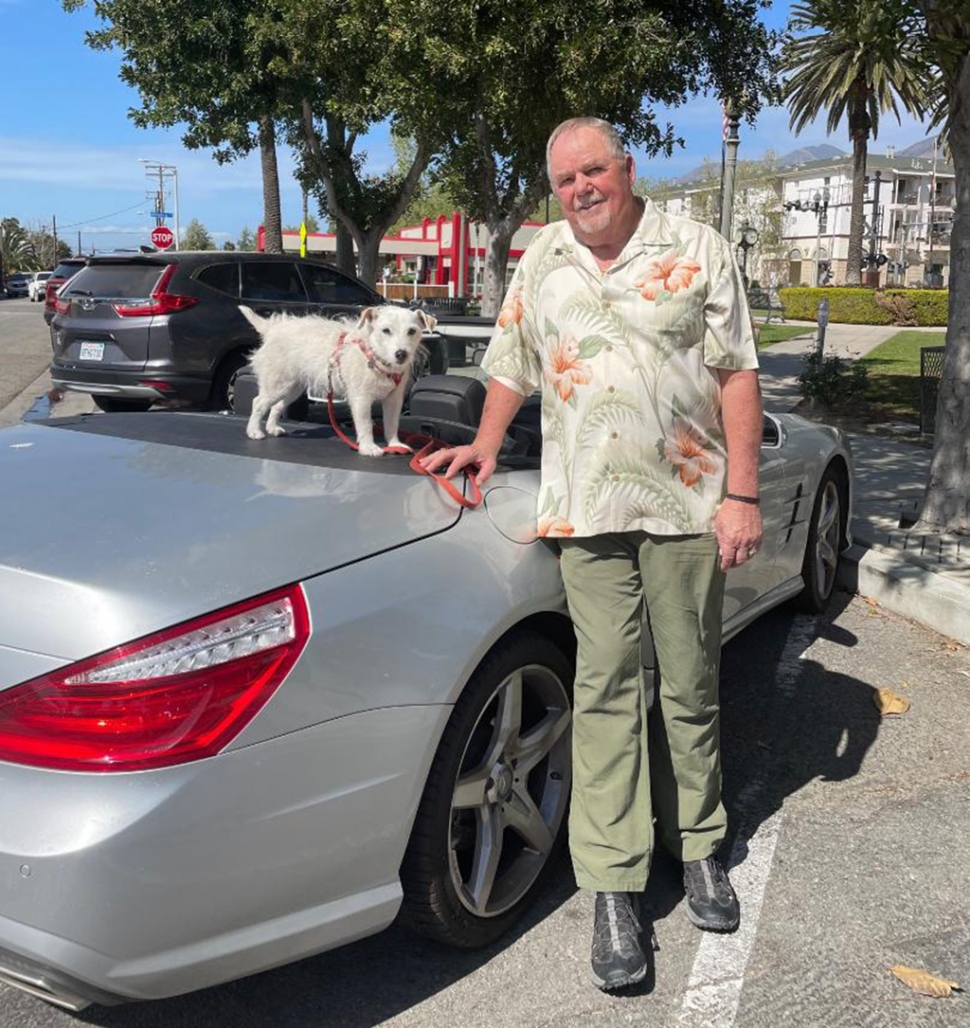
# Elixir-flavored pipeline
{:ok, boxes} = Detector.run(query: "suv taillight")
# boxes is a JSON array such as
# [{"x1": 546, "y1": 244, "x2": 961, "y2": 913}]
[
  {"x1": 112, "y1": 263, "x2": 199, "y2": 318},
  {"x1": 54, "y1": 295, "x2": 72, "y2": 315},
  {"x1": 0, "y1": 585, "x2": 310, "y2": 772}
]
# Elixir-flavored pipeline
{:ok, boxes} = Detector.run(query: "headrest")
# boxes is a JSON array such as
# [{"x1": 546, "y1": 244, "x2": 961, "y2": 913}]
[{"x1": 408, "y1": 375, "x2": 487, "y2": 428}]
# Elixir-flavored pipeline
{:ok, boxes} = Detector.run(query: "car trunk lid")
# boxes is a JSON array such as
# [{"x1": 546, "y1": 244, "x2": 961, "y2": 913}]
[{"x1": 0, "y1": 413, "x2": 464, "y2": 667}]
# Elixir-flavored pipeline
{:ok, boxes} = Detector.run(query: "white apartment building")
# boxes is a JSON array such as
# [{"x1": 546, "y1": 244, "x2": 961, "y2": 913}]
[{"x1": 649, "y1": 138, "x2": 954, "y2": 289}]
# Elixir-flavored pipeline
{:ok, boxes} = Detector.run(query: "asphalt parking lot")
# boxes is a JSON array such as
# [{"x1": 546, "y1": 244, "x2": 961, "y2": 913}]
[{"x1": 1, "y1": 593, "x2": 967, "y2": 1028}]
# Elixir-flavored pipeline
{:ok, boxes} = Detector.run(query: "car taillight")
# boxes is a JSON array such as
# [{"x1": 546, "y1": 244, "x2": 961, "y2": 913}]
[
  {"x1": 54, "y1": 295, "x2": 72, "y2": 315},
  {"x1": 0, "y1": 585, "x2": 310, "y2": 773},
  {"x1": 112, "y1": 264, "x2": 199, "y2": 318}
]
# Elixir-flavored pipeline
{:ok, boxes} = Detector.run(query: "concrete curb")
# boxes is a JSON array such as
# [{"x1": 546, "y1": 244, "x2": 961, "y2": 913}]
[
  {"x1": 838, "y1": 542, "x2": 970, "y2": 646},
  {"x1": 0, "y1": 367, "x2": 53, "y2": 427}
]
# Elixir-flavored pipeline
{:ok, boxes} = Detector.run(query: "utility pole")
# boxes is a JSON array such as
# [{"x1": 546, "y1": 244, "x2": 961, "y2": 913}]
[
  {"x1": 77, "y1": 230, "x2": 81, "y2": 257},
  {"x1": 719, "y1": 102, "x2": 741, "y2": 241},
  {"x1": 52, "y1": 214, "x2": 58, "y2": 263}
]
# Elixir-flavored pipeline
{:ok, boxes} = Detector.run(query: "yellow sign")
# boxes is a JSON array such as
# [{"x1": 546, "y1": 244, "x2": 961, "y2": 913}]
[{"x1": 299, "y1": 220, "x2": 307, "y2": 258}]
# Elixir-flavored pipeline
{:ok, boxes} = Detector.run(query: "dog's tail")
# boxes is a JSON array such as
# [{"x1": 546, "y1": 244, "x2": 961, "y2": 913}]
[{"x1": 238, "y1": 305, "x2": 269, "y2": 331}]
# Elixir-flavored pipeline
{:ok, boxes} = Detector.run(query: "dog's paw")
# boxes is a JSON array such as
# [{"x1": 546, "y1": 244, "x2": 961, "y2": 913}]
[
  {"x1": 247, "y1": 428, "x2": 266, "y2": 440},
  {"x1": 358, "y1": 442, "x2": 384, "y2": 458},
  {"x1": 386, "y1": 438, "x2": 412, "y2": 452},
  {"x1": 267, "y1": 425, "x2": 287, "y2": 437}
]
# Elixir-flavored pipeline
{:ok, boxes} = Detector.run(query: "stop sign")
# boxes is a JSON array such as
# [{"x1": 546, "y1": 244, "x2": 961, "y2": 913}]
[{"x1": 151, "y1": 225, "x2": 174, "y2": 250}]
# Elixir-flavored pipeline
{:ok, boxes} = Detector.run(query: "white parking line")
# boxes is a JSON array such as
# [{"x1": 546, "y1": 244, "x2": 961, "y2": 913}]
[{"x1": 674, "y1": 615, "x2": 819, "y2": 1028}]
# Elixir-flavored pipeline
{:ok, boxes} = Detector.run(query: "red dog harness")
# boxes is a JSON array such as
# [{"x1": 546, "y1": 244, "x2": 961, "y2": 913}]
[{"x1": 325, "y1": 331, "x2": 483, "y2": 509}]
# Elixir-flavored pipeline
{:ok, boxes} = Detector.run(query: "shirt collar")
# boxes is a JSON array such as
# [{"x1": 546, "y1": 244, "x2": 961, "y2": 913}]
[{"x1": 558, "y1": 197, "x2": 673, "y2": 275}]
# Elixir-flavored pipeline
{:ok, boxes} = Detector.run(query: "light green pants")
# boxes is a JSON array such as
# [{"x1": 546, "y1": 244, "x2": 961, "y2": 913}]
[{"x1": 559, "y1": 532, "x2": 727, "y2": 892}]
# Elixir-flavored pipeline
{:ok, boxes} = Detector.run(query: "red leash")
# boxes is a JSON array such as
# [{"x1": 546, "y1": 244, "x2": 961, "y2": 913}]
[{"x1": 325, "y1": 391, "x2": 482, "y2": 510}]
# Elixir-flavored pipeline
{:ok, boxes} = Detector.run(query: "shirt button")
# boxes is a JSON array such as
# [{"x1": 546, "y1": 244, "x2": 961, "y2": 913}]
[
  {"x1": 612, "y1": 474, "x2": 620, "y2": 482},
  {"x1": 611, "y1": 431, "x2": 619, "y2": 439},
  {"x1": 607, "y1": 385, "x2": 615, "y2": 393},
  {"x1": 605, "y1": 344, "x2": 613, "y2": 352}
]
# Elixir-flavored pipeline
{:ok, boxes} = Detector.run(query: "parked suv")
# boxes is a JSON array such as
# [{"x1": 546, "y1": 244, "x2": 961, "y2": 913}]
[
  {"x1": 43, "y1": 258, "x2": 86, "y2": 324},
  {"x1": 4, "y1": 273, "x2": 30, "y2": 298},
  {"x1": 50, "y1": 252, "x2": 448, "y2": 413}
]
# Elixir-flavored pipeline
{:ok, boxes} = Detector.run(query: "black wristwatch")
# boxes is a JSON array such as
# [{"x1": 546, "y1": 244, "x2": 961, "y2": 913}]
[{"x1": 725, "y1": 493, "x2": 760, "y2": 506}]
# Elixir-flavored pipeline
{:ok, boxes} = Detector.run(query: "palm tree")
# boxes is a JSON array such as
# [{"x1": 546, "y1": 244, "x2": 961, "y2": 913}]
[
  {"x1": 0, "y1": 218, "x2": 37, "y2": 277},
  {"x1": 782, "y1": 0, "x2": 929, "y2": 286}
]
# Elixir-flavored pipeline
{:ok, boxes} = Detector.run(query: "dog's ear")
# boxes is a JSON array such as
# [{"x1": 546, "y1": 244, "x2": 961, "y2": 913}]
[
  {"x1": 417, "y1": 310, "x2": 437, "y2": 332},
  {"x1": 356, "y1": 307, "x2": 379, "y2": 329}
]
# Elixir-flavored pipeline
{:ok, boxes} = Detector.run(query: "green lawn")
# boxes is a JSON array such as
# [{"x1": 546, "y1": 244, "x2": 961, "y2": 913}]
[
  {"x1": 757, "y1": 323, "x2": 813, "y2": 348},
  {"x1": 858, "y1": 330, "x2": 947, "y2": 421}
]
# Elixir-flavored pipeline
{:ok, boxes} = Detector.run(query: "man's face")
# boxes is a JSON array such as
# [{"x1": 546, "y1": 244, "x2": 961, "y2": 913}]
[{"x1": 549, "y1": 127, "x2": 637, "y2": 247}]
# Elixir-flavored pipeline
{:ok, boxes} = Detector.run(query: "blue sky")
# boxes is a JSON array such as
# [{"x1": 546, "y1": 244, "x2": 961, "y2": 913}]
[{"x1": 1, "y1": 0, "x2": 932, "y2": 255}]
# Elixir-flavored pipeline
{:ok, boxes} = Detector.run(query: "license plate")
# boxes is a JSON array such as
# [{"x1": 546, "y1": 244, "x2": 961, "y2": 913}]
[{"x1": 78, "y1": 342, "x2": 105, "y2": 361}]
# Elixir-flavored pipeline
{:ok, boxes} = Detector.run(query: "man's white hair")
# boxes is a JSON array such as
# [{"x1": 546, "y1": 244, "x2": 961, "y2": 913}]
[{"x1": 546, "y1": 117, "x2": 626, "y2": 182}]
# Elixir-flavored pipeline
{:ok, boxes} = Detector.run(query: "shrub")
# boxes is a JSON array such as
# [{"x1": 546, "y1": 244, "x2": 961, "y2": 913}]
[
  {"x1": 873, "y1": 291, "x2": 918, "y2": 326},
  {"x1": 799, "y1": 351, "x2": 870, "y2": 407},
  {"x1": 778, "y1": 286, "x2": 948, "y2": 326}
]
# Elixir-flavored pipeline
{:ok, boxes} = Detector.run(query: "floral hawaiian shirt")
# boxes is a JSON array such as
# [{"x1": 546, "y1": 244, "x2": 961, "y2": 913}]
[{"x1": 480, "y1": 198, "x2": 758, "y2": 538}]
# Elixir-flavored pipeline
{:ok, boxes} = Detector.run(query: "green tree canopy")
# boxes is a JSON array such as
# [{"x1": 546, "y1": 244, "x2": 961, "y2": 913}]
[
  {"x1": 388, "y1": 0, "x2": 779, "y2": 313},
  {"x1": 0, "y1": 219, "x2": 38, "y2": 275},
  {"x1": 181, "y1": 219, "x2": 215, "y2": 250}
]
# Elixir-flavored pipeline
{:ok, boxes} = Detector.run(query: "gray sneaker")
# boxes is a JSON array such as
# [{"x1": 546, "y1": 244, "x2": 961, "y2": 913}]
[
  {"x1": 683, "y1": 857, "x2": 740, "y2": 931},
  {"x1": 590, "y1": 892, "x2": 647, "y2": 990}
]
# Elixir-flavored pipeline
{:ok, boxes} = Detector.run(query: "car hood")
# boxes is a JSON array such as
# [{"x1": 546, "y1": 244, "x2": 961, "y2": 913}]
[{"x1": 0, "y1": 415, "x2": 463, "y2": 671}]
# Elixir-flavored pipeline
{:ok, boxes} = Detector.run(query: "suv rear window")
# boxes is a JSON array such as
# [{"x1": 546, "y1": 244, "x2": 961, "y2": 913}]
[
  {"x1": 8, "y1": 274, "x2": 28, "y2": 284},
  {"x1": 64, "y1": 264, "x2": 166, "y2": 298},
  {"x1": 51, "y1": 261, "x2": 84, "y2": 279},
  {"x1": 240, "y1": 262, "x2": 308, "y2": 302},
  {"x1": 197, "y1": 262, "x2": 240, "y2": 297}
]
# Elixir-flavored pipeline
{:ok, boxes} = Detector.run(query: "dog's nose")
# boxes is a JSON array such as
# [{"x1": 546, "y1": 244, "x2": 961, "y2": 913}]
[{"x1": 394, "y1": 349, "x2": 409, "y2": 364}]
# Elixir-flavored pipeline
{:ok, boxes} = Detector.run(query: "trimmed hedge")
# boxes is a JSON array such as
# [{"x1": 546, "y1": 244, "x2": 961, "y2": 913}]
[{"x1": 778, "y1": 287, "x2": 948, "y2": 326}]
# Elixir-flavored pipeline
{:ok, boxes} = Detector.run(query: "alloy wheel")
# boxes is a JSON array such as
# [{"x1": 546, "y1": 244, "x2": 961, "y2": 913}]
[{"x1": 448, "y1": 665, "x2": 571, "y2": 918}]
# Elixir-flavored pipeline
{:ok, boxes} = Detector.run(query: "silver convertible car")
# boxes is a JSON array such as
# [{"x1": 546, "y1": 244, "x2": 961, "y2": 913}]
[{"x1": 0, "y1": 374, "x2": 851, "y2": 1011}]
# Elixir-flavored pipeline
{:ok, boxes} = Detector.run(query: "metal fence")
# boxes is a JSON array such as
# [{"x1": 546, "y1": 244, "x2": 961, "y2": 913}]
[{"x1": 920, "y1": 345, "x2": 945, "y2": 435}]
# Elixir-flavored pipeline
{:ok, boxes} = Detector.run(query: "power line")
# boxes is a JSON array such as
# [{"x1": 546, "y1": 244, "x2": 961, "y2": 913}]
[{"x1": 57, "y1": 202, "x2": 146, "y2": 230}]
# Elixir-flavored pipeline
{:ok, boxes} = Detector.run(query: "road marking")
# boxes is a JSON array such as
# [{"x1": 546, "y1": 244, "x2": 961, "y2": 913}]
[{"x1": 674, "y1": 614, "x2": 819, "y2": 1028}]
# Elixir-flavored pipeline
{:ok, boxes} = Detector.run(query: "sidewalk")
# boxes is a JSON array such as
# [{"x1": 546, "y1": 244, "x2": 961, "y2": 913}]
[{"x1": 759, "y1": 321, "x2": 969, "y2": 646}]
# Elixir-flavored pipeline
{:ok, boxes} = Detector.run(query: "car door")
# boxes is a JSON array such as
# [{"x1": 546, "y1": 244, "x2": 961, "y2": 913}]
[
  {"x1": 720, "y1": 413, "x2": 792, "y2": 622},
  {"x1": 298, "y1": 262, "x2": 382, "y2": 320},
  {"x1": 239, "y1": 261, "x2": 311, "y2": 318}
]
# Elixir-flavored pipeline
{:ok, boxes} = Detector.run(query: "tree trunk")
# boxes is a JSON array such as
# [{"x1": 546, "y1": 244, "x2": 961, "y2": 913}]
[
  {"x1": 259, "y1": 116, "x2": 283, "y2": 254},
  {"x1": 918, "y1": 46, "x2": 970, "y2": 534},
  {"x1": 355, "y1": 230, "x2": 384, "y2": 287},
  {"x1": 335, "y1": 223, "x2": 355, "y2": 276},
  {"x1": 481, "y1": 222, "x2": 515, "y2": 319},
  {"x1": 845, "y1": 90, "x2": 869, "y2": 288}
]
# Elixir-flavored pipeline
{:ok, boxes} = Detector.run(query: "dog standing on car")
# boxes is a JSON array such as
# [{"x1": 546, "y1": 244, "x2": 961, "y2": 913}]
[{"x1": 240, "y1": 305, "x2": 436, "y2": 456}]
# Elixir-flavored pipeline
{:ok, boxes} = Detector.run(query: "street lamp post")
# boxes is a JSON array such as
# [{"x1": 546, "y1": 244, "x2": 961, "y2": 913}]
[
  {"x1": 138, "y1": 160, "x2": 180, "y2": 249},
  {"x1": 784, "y1": 191, "x2": 829, "y2": 285},
  {"x1": 735, "y1": 223, "x2": 759, "y2": 289}
]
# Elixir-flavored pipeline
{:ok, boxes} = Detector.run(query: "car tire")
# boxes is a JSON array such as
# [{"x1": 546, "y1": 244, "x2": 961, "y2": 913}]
[
  {"x1": 400, "y1": 631, "x2": 573, "y2": 948},
  {"x1": 208, "y1": 352, "x2": 249, "y2": 412},
  {"x1": 795, "y1": 464, "x2": 846, "y2": 613},
  {"x1": 93, "y1": 396, "x2": 153, "y2": 413}
]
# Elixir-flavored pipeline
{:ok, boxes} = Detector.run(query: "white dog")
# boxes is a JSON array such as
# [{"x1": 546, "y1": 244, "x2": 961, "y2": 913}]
[{"x1": 240, "y1": 305, "x2": 436, "y2": 456}]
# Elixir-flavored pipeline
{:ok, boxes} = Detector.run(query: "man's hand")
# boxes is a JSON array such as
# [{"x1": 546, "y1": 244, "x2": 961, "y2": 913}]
[
  {"x1": 713, "y1": 497, "x2": 763, "y2": 570},
  {"x1": 418, "y1": 442, "x2": 499, "y2": 486}
]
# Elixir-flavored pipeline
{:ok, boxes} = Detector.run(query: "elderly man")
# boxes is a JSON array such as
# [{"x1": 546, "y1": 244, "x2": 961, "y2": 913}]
[{"x1": 421, "y1": 116, "x2": 762, "y2": 990}]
